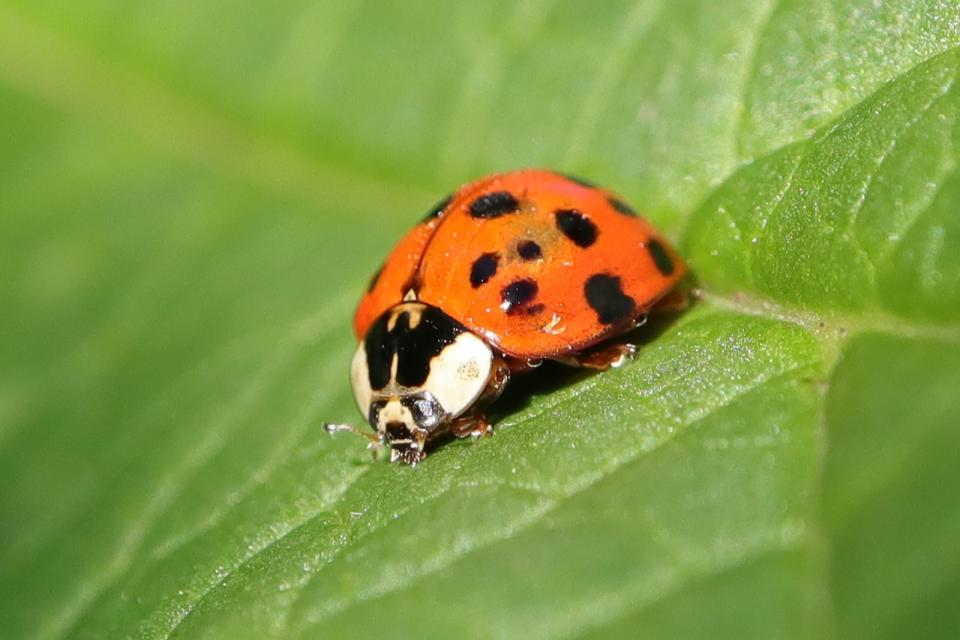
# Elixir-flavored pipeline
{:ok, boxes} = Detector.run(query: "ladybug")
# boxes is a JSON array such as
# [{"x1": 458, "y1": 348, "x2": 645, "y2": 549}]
[{"x1": 325, "y1": 169, "x2": 686, "y2": 464}]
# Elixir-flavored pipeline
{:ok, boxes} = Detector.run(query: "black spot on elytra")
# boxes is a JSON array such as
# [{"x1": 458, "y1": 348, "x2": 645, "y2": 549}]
[
  {"x1": 469, "y1": 191, "x2": 519, "y2": 218},
  {"x1": 364, "y1": 304, "x2": 466, "y2": 390},
  {"x1": 470, "y1": 252, "x2": 499, "y2": 288},
  {"x1": 608, "y1": 197, "x2": 637, "y2": 217},
  {"x1": 555, "y1": 209, "x2": 598, "y2": 248},
  {"x1": 366, "y1": 263, "x2": 384, "y2": 292},
  {"x1": 421, "y1": 194, "x2": 453, "y2": 222},
  {"x1": 500, "y1": 279, "x2": 539, "y2": 315},
  {"x1": 584, "y1": 274, "x2": 635, "y2": 325},
  {"x1": 517, "y1": 240, "x2": 542, "y2": 261},
  {"x1": 556, "y1": 171, "x2": 596, "y2": 188},
  {"x1": 647, "y1": 239, "x2": 675, "y2": 276}
]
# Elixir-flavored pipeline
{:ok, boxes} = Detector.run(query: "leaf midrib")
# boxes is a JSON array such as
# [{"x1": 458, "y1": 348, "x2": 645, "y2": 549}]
[{"x1": 277, "y1": 359, "x2": 818, "y2": 638}]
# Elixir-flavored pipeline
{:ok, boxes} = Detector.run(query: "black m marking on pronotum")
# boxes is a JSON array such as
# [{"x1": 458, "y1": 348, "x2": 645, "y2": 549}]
[{"x1": 364, "y1": 304, "x2": 467, "y2": 390}]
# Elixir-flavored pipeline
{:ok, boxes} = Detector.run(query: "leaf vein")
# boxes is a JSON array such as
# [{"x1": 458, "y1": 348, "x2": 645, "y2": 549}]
[{"x1": 286, "y1": 356, "x2": 817, "y2": 635}]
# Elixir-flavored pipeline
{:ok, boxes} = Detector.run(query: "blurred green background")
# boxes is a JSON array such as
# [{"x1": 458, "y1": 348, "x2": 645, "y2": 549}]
[{"x1": 1, "y1": 2, "x2": 959, "y2": 639}]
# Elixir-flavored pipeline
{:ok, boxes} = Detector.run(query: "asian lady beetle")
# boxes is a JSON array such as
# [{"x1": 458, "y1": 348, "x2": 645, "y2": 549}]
[{"x1": 325, "y1": 169, "x2": 686, "y2": 465}]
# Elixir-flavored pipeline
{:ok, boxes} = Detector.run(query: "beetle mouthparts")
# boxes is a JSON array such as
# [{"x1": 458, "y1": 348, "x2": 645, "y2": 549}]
[{"x1": 390, "y1": 444, "x2": 426, "y2": 466}]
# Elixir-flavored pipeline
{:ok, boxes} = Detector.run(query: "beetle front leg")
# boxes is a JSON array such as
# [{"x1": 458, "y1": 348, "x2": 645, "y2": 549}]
[{"x1": 451, "y1": 411, "x2": 493, "y2": 439}]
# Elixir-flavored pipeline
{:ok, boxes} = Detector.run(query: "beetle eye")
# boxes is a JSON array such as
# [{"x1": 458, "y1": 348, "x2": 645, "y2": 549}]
[
  {"x1": 367, "y1": 402, "x2": 384, "y2": 428},
  {"x1": 408, "y1": 395, "x2": 442, "y2": 430}
]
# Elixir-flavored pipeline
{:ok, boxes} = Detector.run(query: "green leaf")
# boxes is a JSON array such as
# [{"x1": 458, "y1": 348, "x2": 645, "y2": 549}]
[
  {"x1": 685, "y1": 49, "x2": 960, "y2": 321},
  {"x1": 0, "y1": 2, "x2": 958, "y2": 639}
]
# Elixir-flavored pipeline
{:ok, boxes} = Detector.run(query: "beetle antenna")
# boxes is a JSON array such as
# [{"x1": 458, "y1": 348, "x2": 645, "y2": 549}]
[{"x1": 324, "y1": 422, "x2": 381, "y2": 446}]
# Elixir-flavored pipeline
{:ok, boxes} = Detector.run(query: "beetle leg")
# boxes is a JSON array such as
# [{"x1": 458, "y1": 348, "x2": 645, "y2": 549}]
[
  {"x1": 651, "y1": 287, "x2": 689, "y2": 313},
  {"x1": 451, "y1": 411, "x2": 493, "y2": 439},
  {"x1": 482, "y1": 358, "x2": 511, "y2": 401},
  {"x1": 568, "y1": 342, "x2": 638, "y2": 370}
]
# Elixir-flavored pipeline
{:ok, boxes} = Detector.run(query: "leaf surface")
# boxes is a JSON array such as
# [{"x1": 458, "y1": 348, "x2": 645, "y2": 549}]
[{"x1": 0, "y1": 2, "x2": 958, "y2": 639}]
